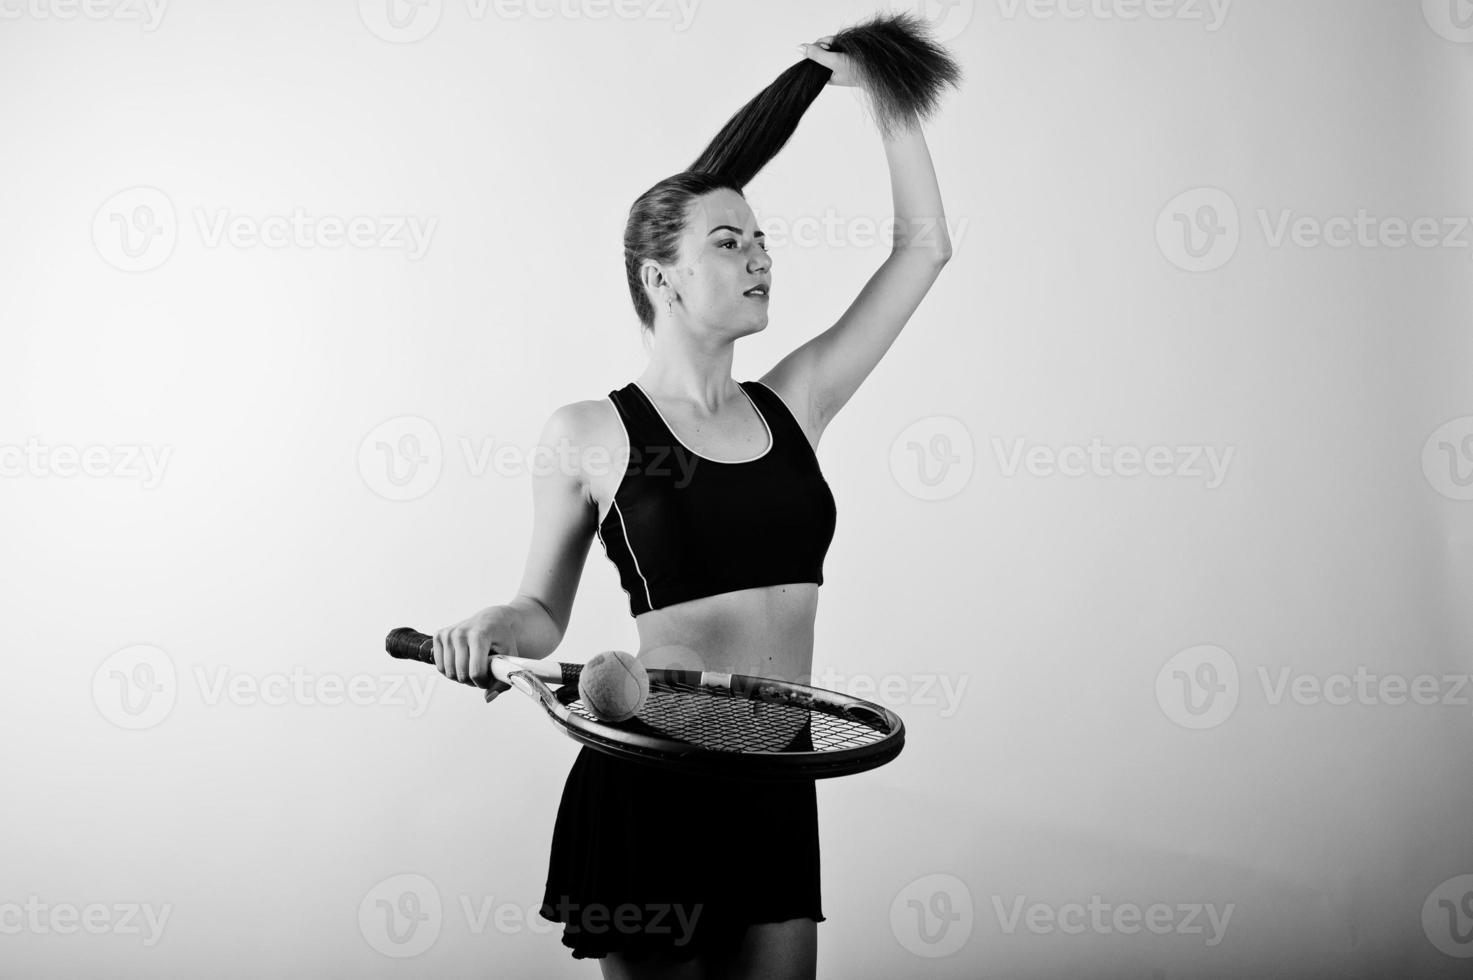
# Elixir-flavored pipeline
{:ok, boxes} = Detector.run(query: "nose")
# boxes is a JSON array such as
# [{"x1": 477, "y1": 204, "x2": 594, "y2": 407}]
[{"x1": 748, "y1": 243, "x2": 770, "y2": 273}]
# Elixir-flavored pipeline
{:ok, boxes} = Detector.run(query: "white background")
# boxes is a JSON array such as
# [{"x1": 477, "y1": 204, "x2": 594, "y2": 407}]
[{"x1": 3, "y1": 0, "x2": 1472, "y2": 977}]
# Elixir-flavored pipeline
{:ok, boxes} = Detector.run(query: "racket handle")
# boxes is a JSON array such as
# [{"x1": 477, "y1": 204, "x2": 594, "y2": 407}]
[
  {"x1": 385, "y1": 627, "x2": 583, "y2": 687},
  {"x1": 386, "y1": 626, "x2": 435, "y2": 663}
]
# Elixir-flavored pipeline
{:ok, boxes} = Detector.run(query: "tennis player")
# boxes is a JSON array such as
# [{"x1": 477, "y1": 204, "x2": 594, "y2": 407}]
[{"x1": 431, "y1": 19, "x2": 955, "y2": 980}]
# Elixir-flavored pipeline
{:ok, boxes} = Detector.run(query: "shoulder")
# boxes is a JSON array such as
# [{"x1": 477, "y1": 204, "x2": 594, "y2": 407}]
[
  {"x1": 544, "y1": 397, "x2": 606, "y2": 436},
  {"x1": 541, "y1": 396, "x2": 625, "y2": 454},
  {"x1": 540, "y1": 395, "x2": 627, "y2": 491}
]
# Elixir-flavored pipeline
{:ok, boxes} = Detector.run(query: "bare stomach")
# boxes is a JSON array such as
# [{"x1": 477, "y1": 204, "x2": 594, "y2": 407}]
[{"x1": 631, "y1": 582, "x2": 819, "y2": 686}]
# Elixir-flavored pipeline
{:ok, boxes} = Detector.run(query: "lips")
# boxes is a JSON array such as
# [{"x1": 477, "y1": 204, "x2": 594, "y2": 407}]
[{"x1": 743, "y1": 284, "x2": 769, "y2": 298}]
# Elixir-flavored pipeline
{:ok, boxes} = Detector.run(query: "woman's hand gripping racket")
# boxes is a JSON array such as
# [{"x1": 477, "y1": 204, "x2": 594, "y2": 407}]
[{"x1": 386, "y1": 627, "x2": 905, "y2": 780}]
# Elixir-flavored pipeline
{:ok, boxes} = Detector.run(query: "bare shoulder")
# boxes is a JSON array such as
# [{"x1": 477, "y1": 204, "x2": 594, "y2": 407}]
[
  {"x1": 568, "y1": 396, "x2": 625, "y2": 452},
  {"x1": 545, "y1": 398, "x2": 608, "y2": 438},
  {"x1": 756, "y1": 353, "x2": 825, "y2": 452},
  {"x1": 543, "y1": 395, "x2": 625, "y2": 515}
]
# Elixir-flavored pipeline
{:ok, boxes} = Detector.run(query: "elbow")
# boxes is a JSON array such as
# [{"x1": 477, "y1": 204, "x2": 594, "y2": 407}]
[
  {"x1": 914, "y1": 232, "x2": 953, "y2": 266},
  {"x1": 931, "y1": 228, "x2": 953, "y2": 265},
  {"x1": 918, "y1": 243, "x2": 952, "y2": 268},
  {"x1": 893, "y1": 241, "x2": 952, "y2": 268},
  {"x1": 895, "y1": 216, "x2": 953, "y2": 265}
]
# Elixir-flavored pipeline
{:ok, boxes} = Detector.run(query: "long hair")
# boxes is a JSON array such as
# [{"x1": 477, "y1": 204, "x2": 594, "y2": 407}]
[{"x1": 623, "y1": 11, "x2": 961, "y2": 335}]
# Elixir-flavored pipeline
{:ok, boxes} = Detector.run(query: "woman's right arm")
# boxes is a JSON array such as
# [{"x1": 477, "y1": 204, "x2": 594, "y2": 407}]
[{"x1": 433, "y1": 401, "x2": 599, "y2": 693}]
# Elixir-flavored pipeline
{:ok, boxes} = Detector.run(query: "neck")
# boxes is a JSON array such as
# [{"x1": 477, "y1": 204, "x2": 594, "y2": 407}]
[{"x1": 639, "y1": 321, "x2": 741, "y2": 412}]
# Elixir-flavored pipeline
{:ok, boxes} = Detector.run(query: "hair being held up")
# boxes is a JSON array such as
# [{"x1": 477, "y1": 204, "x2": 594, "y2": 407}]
[
  {"x1": 623, "y1": 11, "x2": 961, "y2": 334},
  {"x1": 687, "y1": 11, "x2": 962, "y2": 187}
]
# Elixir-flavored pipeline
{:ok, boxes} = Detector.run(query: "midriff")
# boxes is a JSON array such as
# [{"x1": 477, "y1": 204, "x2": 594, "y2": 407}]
[{"x1": 631, "y1": 582, "x2": 819, "y2": 685}]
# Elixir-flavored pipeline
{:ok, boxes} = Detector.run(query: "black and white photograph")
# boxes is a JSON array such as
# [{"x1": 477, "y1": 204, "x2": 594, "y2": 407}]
[{"x1": 4, "y1": 1, "x2": 1472, "y2": 977}]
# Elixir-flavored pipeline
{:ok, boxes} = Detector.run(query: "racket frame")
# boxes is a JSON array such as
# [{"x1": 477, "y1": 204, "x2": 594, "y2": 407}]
[{"x1": 387, "y1": 628, "x2": 905, "y2": 780}]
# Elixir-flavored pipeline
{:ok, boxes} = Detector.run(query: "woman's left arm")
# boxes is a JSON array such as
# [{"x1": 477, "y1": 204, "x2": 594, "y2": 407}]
[
  {"x1": 766, "y1": 121, "x2": 952, "y2": 440},
  {"x1": 829, "y1": 123, "x2": 952, "y2": 414}
]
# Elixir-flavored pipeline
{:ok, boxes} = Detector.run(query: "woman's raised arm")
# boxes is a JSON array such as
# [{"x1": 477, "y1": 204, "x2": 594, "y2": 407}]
[{"x1": 763, "y1": 67, "x2": 953, "y2": 440}]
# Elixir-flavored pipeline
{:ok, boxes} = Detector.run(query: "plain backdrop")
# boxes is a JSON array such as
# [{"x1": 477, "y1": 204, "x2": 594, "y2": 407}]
[{"x1": 3, "y1": 0, "x2": 1472, "y2": 977}]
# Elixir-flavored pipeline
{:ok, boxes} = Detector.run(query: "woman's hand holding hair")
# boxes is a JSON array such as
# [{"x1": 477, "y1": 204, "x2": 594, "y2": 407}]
[
  {"x1": 799, "y1": 36, "x2": 859, "y2": 87},
  {"x1": 686, "y1": 13, "x2": 959, "y2": 186},
  {"x1": 800, "y1": 13, "x2": 962, "y2": 139}
]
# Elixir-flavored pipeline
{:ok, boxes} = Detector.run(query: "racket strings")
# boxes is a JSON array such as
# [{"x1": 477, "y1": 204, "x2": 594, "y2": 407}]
[{"x1": 565, "y1": 685, "x2": 891, "y2": 754}]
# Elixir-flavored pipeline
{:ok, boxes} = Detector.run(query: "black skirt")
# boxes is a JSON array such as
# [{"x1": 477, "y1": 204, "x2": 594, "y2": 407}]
[{"x1": 538, "y1": 724, "x2": 824, "y2": 962}]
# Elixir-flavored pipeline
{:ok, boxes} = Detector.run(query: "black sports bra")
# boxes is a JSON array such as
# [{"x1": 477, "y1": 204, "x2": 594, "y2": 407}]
[{"x1": 595, "y1": 380, "x2": 837, "y2": 617}]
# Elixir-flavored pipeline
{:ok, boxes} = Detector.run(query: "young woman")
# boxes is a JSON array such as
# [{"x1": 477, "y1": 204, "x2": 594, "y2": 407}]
[{"x1": 431, "y1": 17, "x2": 958, "y2": 980}]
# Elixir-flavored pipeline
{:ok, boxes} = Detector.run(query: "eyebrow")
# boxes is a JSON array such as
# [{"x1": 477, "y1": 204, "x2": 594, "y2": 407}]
[{"x1": 708, "y1": 224, "x2": 765, "y2": 239}]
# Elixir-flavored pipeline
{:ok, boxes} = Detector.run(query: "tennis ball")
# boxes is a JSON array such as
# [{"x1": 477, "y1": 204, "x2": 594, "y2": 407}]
[{"x1": 577, "y1": 650, "x2": 649, "y2": 723}]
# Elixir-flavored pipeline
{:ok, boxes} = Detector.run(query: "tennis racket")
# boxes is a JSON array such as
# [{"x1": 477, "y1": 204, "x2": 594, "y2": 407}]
[{"x1": 385, "y1": 627, "x2": 904, "y2": 780}]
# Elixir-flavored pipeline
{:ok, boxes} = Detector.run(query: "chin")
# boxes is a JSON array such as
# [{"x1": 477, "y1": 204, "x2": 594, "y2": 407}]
[{"x1": 720, "y1": 309, "x2": 768, "y2": 336}]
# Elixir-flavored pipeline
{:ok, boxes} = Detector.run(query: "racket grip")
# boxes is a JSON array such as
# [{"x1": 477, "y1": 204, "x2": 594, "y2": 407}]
[
  {"x1": 385, "y1": 627, "x2": 435, "y2": 664},
  {"x1": 384, "y1": 626, "x2": 584, "y2": 687}
]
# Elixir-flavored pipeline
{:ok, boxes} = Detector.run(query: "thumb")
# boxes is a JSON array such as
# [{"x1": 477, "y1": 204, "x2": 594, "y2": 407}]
[
  {"x1": 480, "y1": 642, "x2": 515, "y2": 698},
  {"x1": 798, "y1": 41, "x2": 839, "y2": 72}
]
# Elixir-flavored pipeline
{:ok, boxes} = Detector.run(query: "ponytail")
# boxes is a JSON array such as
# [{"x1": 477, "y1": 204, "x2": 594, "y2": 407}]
[
  {"x1": 688, "y1": 11, "x2": 963, "y2": 186},
  {"x1": 624, "y1": 11, "x2": 961, "y2": 332}
]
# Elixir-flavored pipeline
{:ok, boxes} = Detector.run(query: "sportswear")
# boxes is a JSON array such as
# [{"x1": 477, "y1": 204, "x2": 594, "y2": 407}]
[
  {"x1": 539, "y1": 723, "x2": 823, "y2": 961},
  {"x1": 595, "y1": 379, "x2": 837, "y2": 617}
]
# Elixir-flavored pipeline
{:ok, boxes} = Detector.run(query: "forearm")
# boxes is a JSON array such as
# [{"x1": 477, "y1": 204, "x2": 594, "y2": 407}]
[
  {"x1": 502, "y1": 593, "x2": 563, "y2": 661},
  {"x1": 882, "y1": 122, "x2": 951, "y2": 258}
]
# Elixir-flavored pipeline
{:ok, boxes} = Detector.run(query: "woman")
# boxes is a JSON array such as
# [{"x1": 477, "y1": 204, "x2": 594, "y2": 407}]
[{"x1": 431, "y1": 16, "x2": 957, "y2": 980}]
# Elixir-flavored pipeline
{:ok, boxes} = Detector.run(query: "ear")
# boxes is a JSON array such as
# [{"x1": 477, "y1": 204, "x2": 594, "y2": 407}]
[{"x1": 640, "y1": 259, "x2": 672, "y2": 299}]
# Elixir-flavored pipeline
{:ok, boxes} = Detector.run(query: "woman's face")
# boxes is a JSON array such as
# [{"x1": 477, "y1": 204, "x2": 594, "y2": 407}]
[{"x1": 658, "y1": 188, "x2": 772, "y2": 335}]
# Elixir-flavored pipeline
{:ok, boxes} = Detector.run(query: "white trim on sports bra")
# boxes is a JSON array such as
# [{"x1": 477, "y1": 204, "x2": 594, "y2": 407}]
[
  {"x1": 597, "y1": 393, "x2": 653, "y2": 612},
  {"x1": 608, "y1": 498, "x2": 652, "y2": 614},
  {"x1": 630, "y1": 380, "x2": 773, "y2": 465}
]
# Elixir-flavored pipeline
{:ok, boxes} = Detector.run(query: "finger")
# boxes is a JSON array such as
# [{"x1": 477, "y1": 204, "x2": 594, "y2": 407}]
[
  {"x1": 451, "y1": 629, "x2": 470, "y2": 684},
  {"x1": 433, "y1": 630, "x2": 446, "y2": 675},
  {"x1": 469, "y1": 630, "x2": 491, "y2": 690},
  {"x1": 798, "y1": 42, "x2": 839, "y2": 72}
]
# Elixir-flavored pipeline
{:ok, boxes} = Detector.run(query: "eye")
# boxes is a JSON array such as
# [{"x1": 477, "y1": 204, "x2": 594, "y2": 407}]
[{"x1": 718, "y1": 237, "x2": 767, "y2": 252}]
